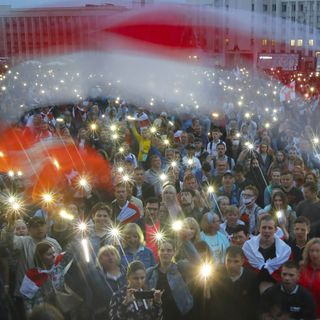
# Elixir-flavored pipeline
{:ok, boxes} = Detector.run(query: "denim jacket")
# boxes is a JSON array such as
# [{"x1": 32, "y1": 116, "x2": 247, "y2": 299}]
[{"x1": 146, "y1": 262, "x2": 193, "y2": 315}]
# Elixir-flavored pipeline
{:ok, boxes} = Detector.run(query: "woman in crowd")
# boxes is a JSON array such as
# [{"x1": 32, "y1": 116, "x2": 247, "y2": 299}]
[
  {"x1": 268, "y1": 150, "x2": 288, "y2": 177},
  {"x1": 88, "y1": 245, "x2": 127, "y2": 320},
  {"x1": 109, "y1": 260, "x2": 163, "y2": 320},
  {"x1": 257, "y1": 143, "x2": 273, "y2": 177},
  {"x1": 147, "y1": 241, "x2": 194, "y2": 320},
  {"x1": 299, "y1": 238, "x2": 320, "y2": 318},
  {"x1": 263, "y1": 190, "x2": 296, "y2": 240},
  {"x1": 220, "y1": 205, "x2": 245, "y2": 240},
  {"x1": 175, "y1": 217, "x2": 201, "y2": 262},
  {"x1": 215, "y1": 196, "x2": 230, "y2": 221},
  {"x1": 162, "y1": 184, "x2": 184, "y2": 221},
  {"x1": 20, "y1": 241, "x2": 69, "y2": 315},
  {"x1": 120, "y1": 223, "x2": 156, "y2": 269}
]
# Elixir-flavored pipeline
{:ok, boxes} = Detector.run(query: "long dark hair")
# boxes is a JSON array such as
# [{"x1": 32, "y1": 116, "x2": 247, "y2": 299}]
[{"x1": 34, "y1": 241, "x2": 54, "y2": 269}]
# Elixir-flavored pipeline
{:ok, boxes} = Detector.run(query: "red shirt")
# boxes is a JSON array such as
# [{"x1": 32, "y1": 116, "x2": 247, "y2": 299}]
[
  {"x1": 299, "y1": 264, "x2": 320, "y2": 317},
  {"x1": 145, "y1": 221, "x2": 160, "y2": 262}
]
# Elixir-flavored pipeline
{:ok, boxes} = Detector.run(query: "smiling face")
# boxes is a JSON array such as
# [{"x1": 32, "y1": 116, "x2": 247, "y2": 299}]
[
  {"x1": 93, "y1": 209, "x2": 111, "y2": 228},
  {"x1": 159, "y1": 242, "x2": 174, "y2": 266}
]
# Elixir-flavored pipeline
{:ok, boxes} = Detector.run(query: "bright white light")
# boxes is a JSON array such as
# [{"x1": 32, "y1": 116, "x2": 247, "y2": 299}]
[
  {"x1": 200, "y1": 262, "x2": 213, "y2": 279},
  {"x1": 81, "y1": 238, "x2": 90, "y2": 263},
  {"x1": 150, "y1": 127, "x2": 157, "y2": 133},
  {"x1": 208, "y1": 186, "x2": 214, "y2": 193},
  {"x1": 172, "y1": 220, "x2": 183, "y2": 231},
  {"x1": 8, "y1": 170, "x2": 14, "y2": 177},
  {"x1": 90, "y1": 123, "x2": 97, "y2": 131},
  {"x1": 160, "y1": 173, "x2": 167, "y2": 181},
  {"x1": 59, "y1": 210, "x2": 74, "y2": 221},
  {"x1": 313, "y1": 137, "x2": 319, "y2": 144}
]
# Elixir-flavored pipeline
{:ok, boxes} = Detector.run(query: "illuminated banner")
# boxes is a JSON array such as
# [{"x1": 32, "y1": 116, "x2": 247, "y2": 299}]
[{"x1": 257, "y1": 53, "x2": 299, "y2": 71}]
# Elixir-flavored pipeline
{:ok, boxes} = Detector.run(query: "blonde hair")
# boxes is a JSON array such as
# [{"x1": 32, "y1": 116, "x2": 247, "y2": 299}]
[
  {"x1": 225, "y1": 205, "x2": 240, "y2": 217},
  {"x1": 96, "y1": 245, "x2": 121, "y2": 267},
  {"x1": 302, "y1": 238, "x2": 320, "y2": 267},
  {"x1": 183, "y1": 217, "x2": 201, "y2": 243},
  {"x1": 123, "y1": 223, "x2": 145, "y2": 247}
]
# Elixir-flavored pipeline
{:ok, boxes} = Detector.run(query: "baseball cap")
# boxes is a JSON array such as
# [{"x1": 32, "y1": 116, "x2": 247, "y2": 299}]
[{"x1": 223, "y1": 170, "x2": 233, "y2": 177}]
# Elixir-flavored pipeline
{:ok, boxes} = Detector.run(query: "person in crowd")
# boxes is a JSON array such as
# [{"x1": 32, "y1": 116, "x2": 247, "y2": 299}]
[
  {"x1": 212, "y1": 246, "x2": 259, "y2": 320},
  {"x1": 162, "y1": 184, "x2": 184, "y2": 221},
  {"x1": 14, "y1": 220, "x2": 28, "y2": 236},
  {"x1": 132, "y1": 167, "x2": 155, "y2": 202},
  {"x1": 296, "y1": 182, "x2": 320, "y2": 237},
  {"x1": 280, "y1": 171, "x2": 304, "y2": 210},
  {"x1": 144, "y1": 155, "x2": 165, "y2": 196},
  {"x1": 288, "y1": 216, "x2": 310, "y2": 264},
  {"x1": 217, "y1": 171, "x2": 239, "y2": 206},
  {"x1": 179, "y1": 188, "x2": 203, "y2": 222},
  {"x1": 211, "y1": 142, "x2": 235, "y2": 175},
  {"x1": 239, "y1": 185, "x2": 264, "y2": 235},
  {"x1": 257, "y1": 143, "x2": 273, "y2": 177},
  {"x1": 200, "y1": 212, "x2": 229, "y2": 264},
  {"x1": 88, "y1": 245, "x2": 127, "y2": 320},
  {"x1": 231, "y1": 225, "x2": 250, "y2": 247},
  {"x1": 130, "y1": 120, "x2": 152, "y2": 166},
  {"x1": 260, "y1": 260, "x2": 316, "y2": 320},
  {"x1": 206, "y1": 127, "x2": 224, "y2": 159},
  {"x1": 146, "y1": 241, "x2": 195, "y2": 320},
  {"x1": 243, "y1": 214, "x2": 291, "y2": 293},
  {"x1": 214, "y1": 195, "x2": 230, "y2": 221},
  {"x1": 88, "y1": 202, "x2": 113, "y2": 256},
  {"x1": 245, "y1": 157, "x2": 267, "y2": 207},
  {"x1": 299, "y1": 238, "x2": 320, "y2": 318},
  {"x1": 264, "y1": 167, "x2": 281, "y2": 207},
  {"x1": 111, "y1": 183, "x2": 142, "y2": 225},
  {"x1": 220, "y1": 205, "x2": 245, "y2": 239},
  {"x1": 20, "y1": 241, "x2": 69, "y2": 315},
  {"x1": 109, "y1": 260, "x2": 163, "y2": 320},
  {"x1": 263, "y1": 190, "x2": 297, "y2": 240},
  {"x1": 1, "y1": 216, "x2": 62, "y2": 319},
  {"x1": 268, "y1": 150, "x2": 288, "y2": 177},
  {"x1": 120, "y1": 223, "x2": 156, "y2": 269}
]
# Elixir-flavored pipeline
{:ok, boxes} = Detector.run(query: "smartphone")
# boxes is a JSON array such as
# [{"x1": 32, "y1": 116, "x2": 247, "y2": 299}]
[{"x1": 133, "y1": 290, "x2": 154, "y2": 299}]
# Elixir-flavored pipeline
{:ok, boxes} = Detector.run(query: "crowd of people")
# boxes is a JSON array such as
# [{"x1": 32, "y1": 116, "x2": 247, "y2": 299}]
[{"x1": 0, "y1": 90, "x2": 320, "y2": 320}]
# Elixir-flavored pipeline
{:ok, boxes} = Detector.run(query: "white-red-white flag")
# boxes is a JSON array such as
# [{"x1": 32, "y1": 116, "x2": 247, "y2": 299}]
[{"x1": 279, "y1": 81, "x2": 296, "y2": 102}]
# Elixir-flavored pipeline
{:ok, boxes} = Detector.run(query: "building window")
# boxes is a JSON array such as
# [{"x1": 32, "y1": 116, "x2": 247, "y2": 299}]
[
  {"x1": 262, "y1": 39, "x2": 268, "y2": 46},
  {"x1": 290, "y1": 39, "x2": 295, "y2": 46},
  {"x1": 299, "y1": 3, "x2": 304, "y2": 12},
  {"x1": 309, "y1": 39, "x2": 314, "y2": 46},
  {"x1": 271, "y1": 40, "x2": 276, "y2": 46},
  {"x1": 251, "y1": 3, "x2": 254, "y2": 11},
  {"x1": 263, "y1": 4, "x2": 268, "y2": 11},
  {"x1": 292, "y1": 3, "x2": 296, "y2": 11},
  {"x1": 292, "y1": 16, "x2": 296, "y2": 22},
  {"x1": 282, "y1": 4, "x2": 287, "y2": 12},
  {"x1": 272, "y1": 4, "x2": 276, "y2": 11},
  {"x1": 297, "y1": 39, "x2": 303, "y2": 46}
]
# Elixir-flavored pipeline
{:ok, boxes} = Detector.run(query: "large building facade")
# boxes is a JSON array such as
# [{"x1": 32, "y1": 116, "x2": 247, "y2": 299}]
[{"x1": 0, "y1": 1, "x2": 319, "y2": 70}]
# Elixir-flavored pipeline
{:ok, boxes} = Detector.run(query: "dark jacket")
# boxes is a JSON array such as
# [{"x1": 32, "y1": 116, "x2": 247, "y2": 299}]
[
  {"x1": 260, "y1": 284, "x2": 316, "y2": 320},
  {"x1": 132, "y1": 182, "x2": 155, "y2": 203},
  {"x1": 212, "y1": 266, "x2": 259, "y2": 320}
]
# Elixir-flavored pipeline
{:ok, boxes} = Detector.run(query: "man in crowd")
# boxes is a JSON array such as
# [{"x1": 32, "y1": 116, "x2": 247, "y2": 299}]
[
  {"x1": 260, "y1": 261, "x2": 316, "y2": 320},
  {"x1": 280, "y1": 171, "x2": 304, "y2": 210},
  {"x1": 243, "y1": 214, "x2": 291, "y2": 293},
  {"x1": 144, "y1": 155, "x2": 165, "y2": 196},
  {"x1": 217, "y1": 171, "x2": 239, "y2": 206},
  {"x1": 132, "y1": 166, "x2": 155, "y2": 203},
  {"x1": 110, "y1": 182, "x2": 141, "y2": 225},
  {"x1": 296, "y1": 182, "x2": 320, "y2": 237},
  {"x1": 212, "y1": 246, "x2": 259, "y2": 320},
  {"x1": 288, "y1": 216, "x2": 310, "y2": 264}
]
